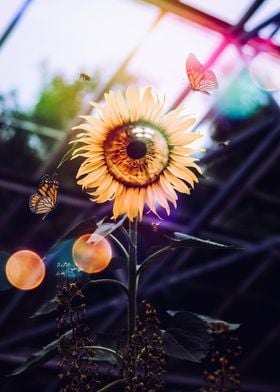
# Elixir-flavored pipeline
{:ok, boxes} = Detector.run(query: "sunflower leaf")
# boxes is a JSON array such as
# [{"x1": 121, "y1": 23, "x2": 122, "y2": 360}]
[
  {"x1": 168, "y1": 232, "x2": 239, "y2": 249},
  {"x1": 87, "y1": 215, "x2": 127, "y2": 244},
  {"x1": 162, "y1": 329, "x2": 208, "y2": 363},
  {"x1": 56, "y1": 141, "x2": 85, "y2": 168},
  {"x1": 8, "y1": 330, "x2": 71, "y2": 376},
  {"x1": 196, "y1": 314, "x2": 241, "y2": 331},
  {"x1": 162, "y1": 311, "x2": 210, "y2": 362},
  {"x1": 30, "y1": 297, "x2": 57, "y2": 318}
]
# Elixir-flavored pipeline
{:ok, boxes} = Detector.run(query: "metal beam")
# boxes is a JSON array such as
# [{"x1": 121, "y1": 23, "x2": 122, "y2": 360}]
[
  {"x1": 0, "y1": 177, "x2": 91, "y2": 208},
  {"x1": 213, "y1": 138, "x2": 280, "y2": 224},
  {"x1": 144, "y1": 237, "x2": 280, "y2": 295},
  {"x1": 1, "y1": 352, "x2": 279, "y2": 392},
  {"x1": 140, "y1": 119, "x2": 280, "y2": 289},
  {"x1": 240, "y1": 322, "x2": 280, "y2": 372},
  {"x1": 215, "y1": 254, "x2": 275, "y2": 316},
  {"x1": 140, "y1": 0, "x2": 231, "y2": 34},
  {"x1": 0, "y1": 0, "x2": 33, "y2": 49}
]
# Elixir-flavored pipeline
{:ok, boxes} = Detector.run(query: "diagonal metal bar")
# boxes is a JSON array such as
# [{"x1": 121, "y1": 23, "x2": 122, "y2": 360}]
[
  {"x1": 239, "y1": 12, "x2": 280, "y2": 44},
  {"x1": 240, "y1": 322, "x2": 280, "y2": 372},
  {"x1": 200, "y1": 116, "x2": 276, "y2": 165},
  {"x1": 0, "y1": 0, "x2": 33, "y2": 49},
  {"x1": 187, "y1": 122, "x2": 280, "y2": 234},
  {"x1": 140, "y1": 118, "x2": 280, "y2": 289},
  {"x1": 10, "y1": 10, "x2": 165, "y2": 250},
  {"x1": 214, "y1": 138, "x2": 280, "y2": 224},
  {"x1": 146, "y1": 237, "x2": 280, "y2": 296},
  {"x1": 1, "y1": 351, "x2": 279, "y2": 392},
  {"x1": 234, "y1": 0, "x2": 267, "y2": 30},
  {"x1": 142, "y1": 0, "x2": 232, "y2": 34},
  {"x1": 215, "y1": 254, "x2": 276, "y2": 316},
  {"x1": 0, "y1": 177, "x2": 92, "y2": 208},
  {"x1": 36, "y1": 10, "x2": 165, "y2": 176},
  {"x1": 168, "y1": 0, "x2": 269, "y2": 109}
]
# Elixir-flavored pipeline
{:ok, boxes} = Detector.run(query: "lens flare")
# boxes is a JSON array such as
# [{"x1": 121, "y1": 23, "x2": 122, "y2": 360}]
[
  {"x1": 72, "y1": 234, "x2": 112, "y2": 274},
  {"x1": 249, "y1": 52, "x2": 280, "y2": 92},
  {"x1": 5, "y1": 250, "x2": 46, "y2": 290}
]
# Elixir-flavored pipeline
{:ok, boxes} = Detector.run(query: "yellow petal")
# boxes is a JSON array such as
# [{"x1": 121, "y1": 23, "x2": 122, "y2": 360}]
[
  {"x1": 152, "y1": 182, "x2": 170, "y2": 215},
  {"x1": 116, "y1": 90, "x2": 129, "y2": 122},
  {"x1": 164, "y1": 171, "x2": 191, "y2": 194},
  {"x1": 138, "y1": 187, "x2": 147, "y2": 221},
  {"x1": 126, "y1": 87, "x2": 140, "y2": 121}
]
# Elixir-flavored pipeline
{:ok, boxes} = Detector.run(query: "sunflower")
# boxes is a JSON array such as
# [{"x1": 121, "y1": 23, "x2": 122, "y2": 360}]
[{"x1": 71, "y1": 87, "x2": 202, "y2": 221}]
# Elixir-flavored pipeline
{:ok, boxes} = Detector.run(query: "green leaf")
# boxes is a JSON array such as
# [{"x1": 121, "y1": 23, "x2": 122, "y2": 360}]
[
  {"x1": 84, "y1": 346, "x2": 125, "y2": 366},
  {"x1": 168, "y1": 232, "x2": 239, "y2": 249},
  {"x1": 30, "y1": 297, "x2": 56, "y2": 318},
  {"x1": 163, "y1": 311, "x2": 210, "y2": 362},
  {"x1": 88, "y1": 215, "x2": 127, "y2": 244},
  {"x1": 57, "y1": 141, "x2": 84, "y2": 168},
  {"x1": 162, "y1": 329, "x2": 206, "y2": 363},
  {"x1": 8, "y1": 330, "x2": 71, "y2": 376},
  {"x1": 196, "y1": 314, "x2": 241, "y2": 331}
]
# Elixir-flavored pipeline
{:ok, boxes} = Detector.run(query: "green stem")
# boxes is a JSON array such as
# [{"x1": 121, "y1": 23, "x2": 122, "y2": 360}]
[
  {"x1": 109, "y1": 233, "x2": 129, "y2": 260},
  {"x1": 128, "y1": 218, "x2": 138, "y2": 339},
  {"x1": 83, "y1": 345, "x2": 126, "y2": 366},
  {"x1": 136, "y1": 245, "x2": 171, "y2": 285},
  {"x1": 96, "y1": 379, "x2": 125, "y2": 392}
]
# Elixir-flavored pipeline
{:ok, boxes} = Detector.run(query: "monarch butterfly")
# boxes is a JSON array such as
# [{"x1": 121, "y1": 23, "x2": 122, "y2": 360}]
[
  {"x1": 186, "y1": 53, "x2": 218, "y2": 95},
  {"x1": 79, "y1": 73, "x2": 91, "y2": 81},
  {"x1": 29, "y1": 173, "x2": 59, "y2": 220}
]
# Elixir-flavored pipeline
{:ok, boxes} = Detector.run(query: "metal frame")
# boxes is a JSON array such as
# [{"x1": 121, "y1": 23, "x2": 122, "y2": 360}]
[{"x1": 0, "y1": 0, "x2": 280, "y2": 390}]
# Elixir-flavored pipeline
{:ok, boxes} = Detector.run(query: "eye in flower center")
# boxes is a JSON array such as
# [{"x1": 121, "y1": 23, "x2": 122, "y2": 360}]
[
  {"x1": 104, "y1": 123, "x2": 169, "y2": 187},
  {"x1": 127, "y1": 140, "x2": 147, "y2": 159}
]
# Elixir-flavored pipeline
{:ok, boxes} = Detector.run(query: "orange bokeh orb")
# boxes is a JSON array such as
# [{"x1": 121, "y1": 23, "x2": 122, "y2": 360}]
[
  {"x1": 72, "y1": 233, "x2": 112, "y2": 274},
  {"x1": 5, "y1": 250, "x2": 46, "y2": 290}
]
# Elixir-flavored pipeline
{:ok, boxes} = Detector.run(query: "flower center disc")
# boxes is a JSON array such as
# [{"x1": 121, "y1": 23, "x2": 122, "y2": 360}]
[
  {"x1": 127, "y1": 140, "x2": 147, "y2": 159},
  {"x1": 104, "y1": 123, "x2": 169, "y2": 187}
]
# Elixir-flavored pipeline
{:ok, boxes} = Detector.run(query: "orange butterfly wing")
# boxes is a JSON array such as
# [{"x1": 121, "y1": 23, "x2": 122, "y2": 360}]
[
  {"x1": 29, "y1": 173, "x2": 59, "y2": 219},
  {"x1": 186, "y1": 53, "x2": 218, "y2": 95},
  {"x1": 38, "y1": 174, "x2": 59, "y2": 204}
]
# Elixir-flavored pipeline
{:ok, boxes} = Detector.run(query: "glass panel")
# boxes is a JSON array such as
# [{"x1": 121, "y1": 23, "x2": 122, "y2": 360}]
[
  {"x1": 127, "y1": 12, "x2": 223, "y2": 108},
  {"x1": 182, "y1": 43, "x2": 271, "y2": 150},
  {"x1": 0, "y1": 0, "x2": 158, "y2": 109}
]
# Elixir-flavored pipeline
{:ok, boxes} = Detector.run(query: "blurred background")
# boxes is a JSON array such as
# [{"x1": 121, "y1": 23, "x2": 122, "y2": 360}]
[{"x1": 0, "y1": 0, "x2": 280, "y2": 391}]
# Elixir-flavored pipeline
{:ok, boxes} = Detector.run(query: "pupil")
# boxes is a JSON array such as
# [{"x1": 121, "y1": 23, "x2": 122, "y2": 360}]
[{"x1": 127, "y1": 140, "x2": 147, "y2": 159}]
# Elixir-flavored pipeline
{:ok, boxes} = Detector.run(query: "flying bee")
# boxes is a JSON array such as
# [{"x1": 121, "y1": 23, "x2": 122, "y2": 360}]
[
  {"x1": 151, "y1": 222, "x2": 160, "y2": 232},
  {"x1": 218, "y1": 140, "x2": 230, "y2": 150},
  {"x1": 79, "y1": 73, "x2": 91, "y2": 81}
]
